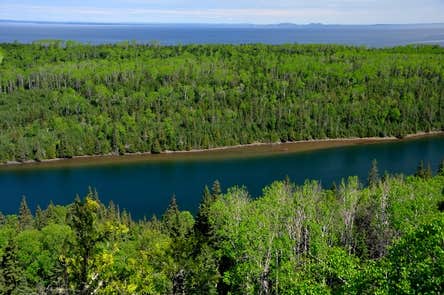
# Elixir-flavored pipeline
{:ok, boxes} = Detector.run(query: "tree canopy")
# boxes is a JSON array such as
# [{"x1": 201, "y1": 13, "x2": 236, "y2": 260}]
[
  {"x1": 0, "y1": 170, "x2": 443, "y2": 294},
  {"x1": 0, "y1": 43, "x2": 443, "y2": 163}
]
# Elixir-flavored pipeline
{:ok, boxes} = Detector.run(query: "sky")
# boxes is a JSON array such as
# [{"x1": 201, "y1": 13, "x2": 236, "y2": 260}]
[{"x1": 1, "y1": 0, "x2": 444, "y2": 24}]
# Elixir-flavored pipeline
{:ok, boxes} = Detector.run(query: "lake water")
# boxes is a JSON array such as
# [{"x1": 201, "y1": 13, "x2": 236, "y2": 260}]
[
  {"x1": 1, "y1": 22, "x2": 444, "y2": 47},
  {"x1": 1, "y1": 136, "x2": 443, "y2": 219},
  {"x1": 1, "y1": 22, "x2": 444, "y2": 218}
]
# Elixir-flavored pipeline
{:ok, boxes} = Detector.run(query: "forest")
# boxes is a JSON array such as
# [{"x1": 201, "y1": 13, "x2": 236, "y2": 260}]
[
  {"x1": 0, "y1": 162, "x2": 443, "y2": 294},
  {"x1": 0, "y1": 42, "x2": 443, "y2": 162}
]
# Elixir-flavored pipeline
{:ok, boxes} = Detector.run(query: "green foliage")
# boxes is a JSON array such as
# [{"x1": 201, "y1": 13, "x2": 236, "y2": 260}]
[
  {"x1": 195, "y1": 186, "x2": 216, "y2": 239},
  {"x1": 0, "y1": 172, "x2": 443, "y2": 293},
  {"x1": 18, "y1": 196, "x2": 32, "y2": 231},
  {"x1": 0, "y1": 43, "x2": 443, "y2": 163},
  {"x1": 415, "y1": 160, "x2": 432, "y2": 179},
  {"x1": 0, "y1": 239, "x2": 21, "y2": 294},
  {"x1": 368, "y1": 159, "x2": 379, "y2": 186},
  {"x1": 438, "y1": 159, "x2": 444, "y2": 176},
  {"x1": 386, "y1": 216, "x2": 444, "y2": 294}
]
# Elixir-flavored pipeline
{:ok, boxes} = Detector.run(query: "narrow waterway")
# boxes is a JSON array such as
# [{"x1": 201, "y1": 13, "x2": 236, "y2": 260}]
[{"x1": 1, "y1": 135, "x2": 443, "y2": 219}]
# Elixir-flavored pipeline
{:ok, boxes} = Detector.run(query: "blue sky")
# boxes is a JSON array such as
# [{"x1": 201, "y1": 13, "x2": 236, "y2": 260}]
[{"x1": 1, "y1": 0, "x2": 444, "y2": 24}]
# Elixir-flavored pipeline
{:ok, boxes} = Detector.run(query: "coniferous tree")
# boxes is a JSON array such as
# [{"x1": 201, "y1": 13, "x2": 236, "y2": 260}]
[
  {"x1": 195, "y1": 186, "x2": 213, "y2": 238},
  {"x1": 163, "y1": 194, "x2": 181, "y2": 238},
  {"x1": 18, "y1": 196, "x2": 33, "y2": 231},
  {"x1": 368, "y1": 159, "x2": 380, "y2": 186},
  {"x1": 415, "y1": 161, "x2": 427, "y2": 178},
  {"x1": 0, "y1": 44, "x2": 444, "y2": 163},
  {"x1": 211, "y1": 180, "x2": 221, "y2": 199},
  {"x1": 151, "y1": 139, "x2": 161, "y2": 154},
  {"x1": 107, "y1": 200, "x2": 117, "y2": 221},
  {"x1": 45, "y1": 201, "x2": 57, "y2": 224},
  {"x1": 34, "y1": 205, "x2": 45, "y2": 230},
  {"x1": 68, "y1": 195, "x2": 102, "y2": 294},
  {"x1": 425, "y1": 162, "x2": 433, "y2": 178},
  {"x1": 0, "y1": 239, "x2": 21, "y2": 295},
  {"x1": 121, "y1": 209, "x2": 133, "y2": 227}
]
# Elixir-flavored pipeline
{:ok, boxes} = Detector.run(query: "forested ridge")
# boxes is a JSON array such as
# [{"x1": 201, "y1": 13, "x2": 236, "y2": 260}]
[
  {"x1": 0, "y1": 164, "x2": 443, "y2": 294},
  {"x1": 0, "y1": 42, "x2": 443, "y2": 163}
]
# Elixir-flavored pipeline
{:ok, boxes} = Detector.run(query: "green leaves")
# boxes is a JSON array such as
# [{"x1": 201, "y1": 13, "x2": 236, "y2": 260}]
[
  {"x1": 385, "y1": 216, "x2": 444, "y2": 294},
  {"x1": 0, "y1": 172, "x2": 443, "y2": 293},
  {"x1": 1, "y1": 44, "x2": 444, "y2": 163}
]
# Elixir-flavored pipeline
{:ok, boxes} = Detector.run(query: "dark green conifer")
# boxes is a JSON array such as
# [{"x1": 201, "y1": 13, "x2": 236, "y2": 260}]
[
  {"x1": 0, "y1": 239, "x2": 21, "y2": 294},
  {"x1": 68, "y1": 194, "x2": 102, "y2": 294},
  {"x1": 195, "y1": 186, "x2": 213, "y2": 238},
  {"x1": 34, "y1": 205, "x2": 45, "y2": 230},
  {"x1": 162, "y1": 194, "x2": 180, "y2": 237},
  {"x1": 107, "y1": 200, "x2": 117, "y2": 221},
  {"x1": 415, "y1": 161, "x2": 426, "y2": 178},
  {"x1": 151, "y1": 139, "x2": 161, "y2": 154},
  {"x1": 45, "y1": 201, "x2": 57, "y2": 223},
  {"x1": 18, "y1": 196, "x2": 33, "y2": 231},
  {"x1": 425, "y1": 162, "x2": 433, "y2": 178},
  {"x1": 368, "y1": 159, "x2": 380, "y2": 186},
  {"x1": 211, "y1": 180, "x2": 221, "y2": 198}
]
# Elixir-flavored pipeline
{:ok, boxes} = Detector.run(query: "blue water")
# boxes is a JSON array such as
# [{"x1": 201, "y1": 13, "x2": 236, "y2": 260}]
[
  {"x1": 1, "y1": 22, "x2": 444, "y2": 47},
  {"x1": 1, "y1": 136, "x2": 443, "y2": 219}
]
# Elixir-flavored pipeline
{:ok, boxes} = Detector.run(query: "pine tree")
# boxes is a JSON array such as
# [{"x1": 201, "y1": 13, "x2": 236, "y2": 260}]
[
  {"x1": 18, "y1": 196, "x2": 33, "y2": 231},
  {"x1": 195, "y1": 186, "x2": 213, "y2": 238},
  {"x1": 68, "y1": 195, "x2": 102, "y2": 294},
  {"x1": 425, "y1": 162, "x2": 432, "y2": 178},
  {"x1": 45, "y1": 201, "x2": 57, "y2": 223},
  {"x1": 34, "y1": 205, "x2": 45, "y2": 230},
  {"x1": 211, "y1": 180, "x2": 221, "y2": 198},
  {"x1": 0, "y1": 239, "x2": 21, "y2": 295},
  {"x1": 107, "y1": 200, "x2": 117, "y2": 221},
  {"x1": 151, "y1": 139, "x2": 161, "y2": 154},
  {"x1": 121, "y1": 210, "x2": 132, "y2": 227},
  {"x1": 415, "y1": 161, "x2": 426, "y2": 178},
  {"x1": 368, "y1": 159, "x2": 380, "y2": 186},
  {"x1": 162, "y1": 194, "x2": 180, "y2": 238}
]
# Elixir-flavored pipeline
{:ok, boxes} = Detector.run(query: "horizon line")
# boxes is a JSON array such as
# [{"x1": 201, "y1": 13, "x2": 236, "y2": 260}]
[{"x1": 1, "y1": 19, "x2": 444, "y2": 27}]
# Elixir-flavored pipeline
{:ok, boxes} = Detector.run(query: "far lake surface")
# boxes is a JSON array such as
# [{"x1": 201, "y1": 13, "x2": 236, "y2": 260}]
[
  {"x1": 1, "y1": 136, "x2": 443, "y2": 219},
  {"x1": 1, "y1": 22, "x2": 444, "y2": 47}
]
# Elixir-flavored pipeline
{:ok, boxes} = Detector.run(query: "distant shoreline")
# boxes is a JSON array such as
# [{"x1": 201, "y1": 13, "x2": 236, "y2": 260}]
[
  {"x1": 1, "y1": 19, "x2": 444, "y2": 27},
  {"x1": 1, "y1": 131, "x2": 443, "y2": 170}
]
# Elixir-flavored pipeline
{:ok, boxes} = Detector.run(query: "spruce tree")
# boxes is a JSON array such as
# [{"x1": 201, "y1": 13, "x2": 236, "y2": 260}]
[
  {"x1": 368, "y1": 159, "x2": 380, "y2": 186},
  {"x1": 34, "y1": 205, "x2": 45, "y2": 230},
  {"x1": 151, "y1": 139, "x2": 161, "y2": 154},
  {"x1": 211, "y1": 180, "x2": 221, "y2": 198},
  {"x1": 107, "y1": 200, "x2": 117, "y2": 221},
  {"x1": 45, "y1": 201, "x2": 57, "y2": 223},
  {"x1": 415, "y1": 161, "x2": 426, "y2": 178},
  {"x1": 195, "y1": 186, "x2": 213, "y2": 238},
  {"x1": 68, "y1": 195, "x2": 103, "y2": 294},
  {"x1": 18, "y1": 196, "x2": 33, "y2": 231},
  {"x1": 0, "y1": 239, "x2": 21, "y2": 295},
  {"x1": 425, "y1": 162, "x2": 432, "y2": 178},
  {"x1": 162, "y1": 194, "x2": 180, "y2": 238}
]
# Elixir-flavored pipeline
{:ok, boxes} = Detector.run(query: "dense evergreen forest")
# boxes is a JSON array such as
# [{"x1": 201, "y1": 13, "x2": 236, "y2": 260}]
[
  {"x1": 0, "y1": 164, "x2": 443, "y2": 294},
  {"x1": 0, "y1": 42, "x2": 443, "y2": 163}
]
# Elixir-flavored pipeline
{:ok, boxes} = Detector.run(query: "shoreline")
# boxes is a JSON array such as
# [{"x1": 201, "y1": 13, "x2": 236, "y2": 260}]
[{"x1": 1, "y1": 131, "x2": 443, "y2": 170}]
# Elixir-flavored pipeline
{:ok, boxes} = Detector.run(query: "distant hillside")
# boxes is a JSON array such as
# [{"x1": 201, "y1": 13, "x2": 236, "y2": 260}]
[{"x1": 0, "y1": 43, "x2": 443, "y2": 163}]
